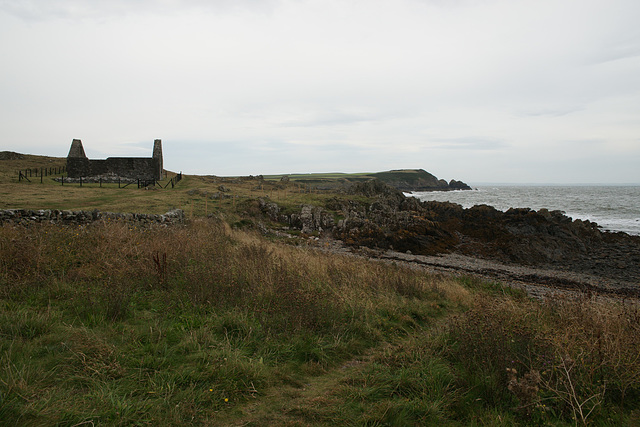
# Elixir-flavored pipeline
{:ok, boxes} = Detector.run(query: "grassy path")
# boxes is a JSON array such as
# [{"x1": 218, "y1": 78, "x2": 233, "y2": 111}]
[{"x1": 215, "y1": 342, "x2": 398, "y2": 426}]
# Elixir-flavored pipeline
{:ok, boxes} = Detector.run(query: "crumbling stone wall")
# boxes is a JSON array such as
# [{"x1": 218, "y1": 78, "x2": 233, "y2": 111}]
[
  {"x1": 66, "y1": 139, "x2": 163, "y2": 180},
  {"x1": 0, "y1": 209, "x2": 184, "y2": 226}
]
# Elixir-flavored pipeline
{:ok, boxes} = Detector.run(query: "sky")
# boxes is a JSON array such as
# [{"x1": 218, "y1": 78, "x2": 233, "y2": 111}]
[{"x1": 1, "y1": 0, "x2": 639, "y2": 184}]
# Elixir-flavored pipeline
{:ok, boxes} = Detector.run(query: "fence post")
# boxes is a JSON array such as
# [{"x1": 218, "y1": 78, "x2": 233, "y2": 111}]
[
  {"x1": 19, "y1": 171, "x2": 31, "y2": 182},
  {"x1": 80, "y1": 177, "x2": 82, "y2": 187},
  {"x1": 61, "y1": 176, "x2": 64, "y2": 186},
  {"x1": 100, "y1": 178, "x2": 102, "y2": 188}
]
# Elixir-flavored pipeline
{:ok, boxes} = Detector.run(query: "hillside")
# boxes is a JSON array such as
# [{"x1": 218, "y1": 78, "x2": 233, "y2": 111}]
[
  {"x1": 369, "y1": 169, "x2": 471, "y2": 191},
  {"x1": 263, "y1": 169, "x2": 471, "y2": 191},
  {"x1": 0, "y1": 151, "x2": 66, "y2": 181}
]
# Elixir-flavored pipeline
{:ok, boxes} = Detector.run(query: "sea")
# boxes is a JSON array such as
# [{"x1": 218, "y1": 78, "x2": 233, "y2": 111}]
[{"x1": 409, "y1": 185, "x2": 640, "y2": 236}]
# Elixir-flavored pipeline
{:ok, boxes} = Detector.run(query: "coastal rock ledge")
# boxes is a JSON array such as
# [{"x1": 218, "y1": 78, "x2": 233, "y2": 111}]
[
  {"x1": 255, "y1": 180, "x2": 640, "y2": 289},
  {"x1": 370, "y1": 169, "x2": 472, "y2": 192}
]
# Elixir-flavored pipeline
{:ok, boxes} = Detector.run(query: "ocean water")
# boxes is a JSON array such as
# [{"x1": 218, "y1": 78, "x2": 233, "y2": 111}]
[{"x1": 409, "y1": 185, "x2": 640, "y2": 236}]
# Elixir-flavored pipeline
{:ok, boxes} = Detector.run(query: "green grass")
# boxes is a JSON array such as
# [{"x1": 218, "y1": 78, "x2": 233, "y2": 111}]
[
  {"x1": 0, "y1": 220, "x2": 465, "y2": 425},
  {"x1": 2, "y1": 221, "x2": 639, "y2": 425},
  {"x1": 1, "y1": 154, "x2": 639, "y2": 425},
  {"x1": 261, "y1": 172, "x2": 374, "y2": 180},
  {"x1": 1, "y1": 156, "x2": 354, "y2": 218}
]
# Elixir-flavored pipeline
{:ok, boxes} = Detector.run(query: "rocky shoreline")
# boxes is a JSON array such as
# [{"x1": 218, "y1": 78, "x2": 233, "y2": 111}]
[
  {"x1": 256, "y1": 179, "x2": 640, "y2": 298},
  {"x1": 306, "y1": 236, "x2": 640, "y2": 300}
]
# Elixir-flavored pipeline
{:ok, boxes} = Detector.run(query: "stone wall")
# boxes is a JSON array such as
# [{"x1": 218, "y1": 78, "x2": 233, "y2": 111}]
[
  {"x1": 67, "y1": 157, "x2": 159, "y2": 180},
  {"x1": 0, "y1": 209, "x2": 184, "y2": 226},
  {"x1": 67, "y1": 139, "x2": 163, "y2": 181}
]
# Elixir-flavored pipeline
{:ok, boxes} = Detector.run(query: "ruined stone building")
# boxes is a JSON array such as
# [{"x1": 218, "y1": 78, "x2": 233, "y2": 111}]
[{"x1": 66, "y1": 139, "x2": 163, "y2": 180}]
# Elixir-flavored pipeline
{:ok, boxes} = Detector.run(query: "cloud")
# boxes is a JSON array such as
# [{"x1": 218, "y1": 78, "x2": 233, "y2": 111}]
[
  {"x1": 0, "y1": 0, "x2": 278, "y2": 21},
  {"x1": 278, "y1": 108, "x2": 401, "y2": 128},
  {"x1": 0, "y1": 0, "x2": 639, "y2": 183},
  {"x1": 518, "y1": 106, "x2": 584, "y2": 118},
  {"x1": 430, "y1": 138, "x2": 508, "y2": 151}
]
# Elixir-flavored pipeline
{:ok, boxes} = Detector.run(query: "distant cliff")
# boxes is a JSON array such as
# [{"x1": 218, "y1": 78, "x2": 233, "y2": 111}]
[{"x1": 369, "y1": 169, "x2": 471, "y2": 192}]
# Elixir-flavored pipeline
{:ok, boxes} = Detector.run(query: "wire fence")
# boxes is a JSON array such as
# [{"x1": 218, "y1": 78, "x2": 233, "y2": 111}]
[
  {"x1": 17, "y1": 166, "x2": 67, "y2": 183},
  {"x1": 17, "y1": 168, "x2": 182, "y2": 189}
]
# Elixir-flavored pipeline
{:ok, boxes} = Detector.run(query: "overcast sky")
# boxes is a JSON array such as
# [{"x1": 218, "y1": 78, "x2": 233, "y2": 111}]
[{"x1": 1, "y1": 0, "x2": 639, "y2": 183}]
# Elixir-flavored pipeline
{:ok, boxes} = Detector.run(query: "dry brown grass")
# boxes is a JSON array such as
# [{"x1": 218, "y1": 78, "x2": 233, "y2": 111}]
[{"x1": 445, "y1": 292, "x2": 640, "y2": 424}]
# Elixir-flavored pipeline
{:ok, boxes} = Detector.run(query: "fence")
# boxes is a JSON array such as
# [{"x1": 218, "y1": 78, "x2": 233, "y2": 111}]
[
  {"x1": 165, "y1": 172, "x2": 182, "y2": 188},
  {"x1": 18, "y1": 166, "x2": 66, "y2": 183},
  {"x1": 18, "y1": 169, "x2": 183, "y2": 189},
  {"x1": 135, "y1": 172, "x2": 182, "y2": 188}
]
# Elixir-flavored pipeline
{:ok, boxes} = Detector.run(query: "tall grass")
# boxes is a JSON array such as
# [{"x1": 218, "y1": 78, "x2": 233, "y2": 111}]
[
  {"x1": 442, "y1": 293, "x2": 640, "y2": 425},
  {"x1": 0, "y1": 219, "x2": 463, "y2": 425},
  {"x1": 1, "y1": 219, "x2": 638, "y2": 425}
]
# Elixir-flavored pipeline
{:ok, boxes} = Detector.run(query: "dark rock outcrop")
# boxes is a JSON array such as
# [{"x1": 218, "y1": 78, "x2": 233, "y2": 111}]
[
  {"x1": 449, "y1": 179, "x2": 472, "y2": 190},
  {"x1": 255, "y1": 180, "x2": 640, "y2": 284}
]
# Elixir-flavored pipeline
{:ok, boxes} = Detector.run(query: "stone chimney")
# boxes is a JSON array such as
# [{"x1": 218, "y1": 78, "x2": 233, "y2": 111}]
[
  {"x1": 153, "y1": 139, "x2": 163, "y2": 179},
  {"x1": 67, "y1": 139, "x2": 87, "y2": 158},
  {"x1": 66, "y1": 139, "x2": 90, "y2": 178}
]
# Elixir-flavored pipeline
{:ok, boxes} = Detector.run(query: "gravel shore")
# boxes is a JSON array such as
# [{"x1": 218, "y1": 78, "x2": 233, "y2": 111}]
[{"x1": 311, "y1": 236, "x2": 640, "y2": 300}]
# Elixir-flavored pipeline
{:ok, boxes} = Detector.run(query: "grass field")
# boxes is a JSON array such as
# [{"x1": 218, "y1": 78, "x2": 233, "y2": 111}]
[
  {"x1": 1, "y1": 153, "x2": 362, "y2": 215},
  {"x1": 1, "y1": 154, "x2": 639, "y2": 425}
]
